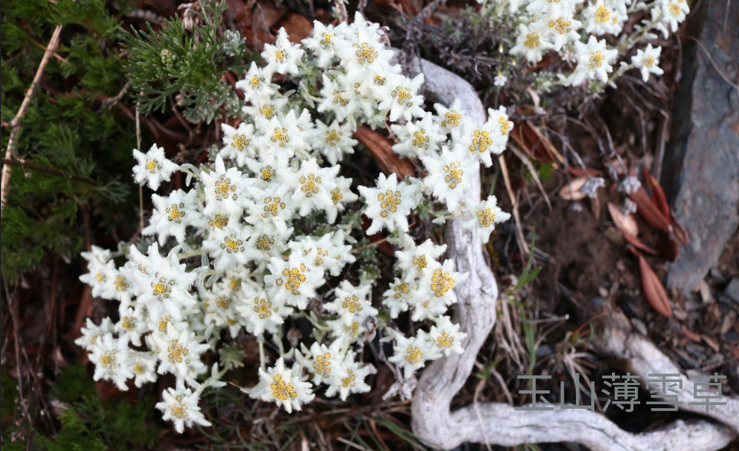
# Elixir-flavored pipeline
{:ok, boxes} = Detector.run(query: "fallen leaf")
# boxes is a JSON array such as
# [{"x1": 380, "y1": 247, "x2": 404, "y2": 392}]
[
  {"x1": 671, "y1": 211, "x2": 689, "y2": 245},
  {"x1": 701, "y1": 335, "x2": 720, "y2": 353},
  {"x1": 629, "y1": 188, "x2": 671, "y2": 232},
  {"x1": 638, "y1": 253, "x2": 672, "y2": 317},
  {"x1": 607, "y1": 203, "x2": 658, "y2": 254},
  {"x1": 655, "y1": 234, "x2": 680, "y2": 261},
  {"x1": 559, "y1": 177, "x2": 588, "y2": 200},
  {"x1": 353, "y1": 126, "x2": 415, "y2": 180},
  {"x1": 643, "y1": 167, "x2": 670, "y2": 220},
  {"x1": 509, "y1": 121, "x2": 563, "y2": 165},
  {"x1": 272, "y1": 13, "x2": 313, "y2": 43},
  {"x1": 681, "y1": 325, "x2": 701, "y2": 342}
]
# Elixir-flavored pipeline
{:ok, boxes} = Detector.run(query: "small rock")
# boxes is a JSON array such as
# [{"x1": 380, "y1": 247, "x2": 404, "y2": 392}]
[
  {"x1": 725, "y1": 331, "x2": 738, "y2": 341},
  {"x1": 685, "y1": 344, "x2": 707, "y2": 361},
  {"x1": 630, "y1": 318, "x2": 648, "y2": 336},
  {"x1": 697, "y1": 280, "x2": 712, "y2": 303},
  {"x1": 703, "y1": 353, "x2": 724, "y2": 369},
  {"x1": 673, "y1": 309, "x2": 688, "y2": 321},
  {"x1": 536, "y1": 345, "x2": 553, "y2": 357},
  {"x1": 675, "y1": 349, "x2": 701, "y2": 369},
  {"x1": 723, "y1": 278, "x2": 739, "y2": 304},
  {"x1": 590, "y1": 296, "x2": 604, "y2": 306},
  {"x1": 710, "y1": 268, "x2": 727, "y2": 284}
]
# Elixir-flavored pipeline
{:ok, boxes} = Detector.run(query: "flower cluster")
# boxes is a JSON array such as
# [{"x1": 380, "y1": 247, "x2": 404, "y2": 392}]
[
  {"x1": 484, "y1": 0, "x2": 687, "y2": 87},
  {"x1": 77, "y1": 13, "x2": 511, "y2": 432}
]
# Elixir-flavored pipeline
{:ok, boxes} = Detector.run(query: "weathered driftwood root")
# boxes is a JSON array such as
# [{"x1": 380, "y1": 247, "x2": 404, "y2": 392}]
[{"x1": 406, "y1": 54, "x2": 737, "y2": 450}]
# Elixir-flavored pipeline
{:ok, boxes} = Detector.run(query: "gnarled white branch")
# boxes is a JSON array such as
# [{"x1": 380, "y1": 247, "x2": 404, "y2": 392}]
[{"x1": 401, "y1": 53, "x2": 737, "y2": 450}]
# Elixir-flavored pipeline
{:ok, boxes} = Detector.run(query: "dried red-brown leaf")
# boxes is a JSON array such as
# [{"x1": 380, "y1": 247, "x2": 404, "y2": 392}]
[
  {"x1": 637, "y1": 253, "x2": 672, "y2": 317},
  {"x1": 655, "y1": 234, "x2": 680, "y2": 261},
  {"x1": 671, "y1": 211, "x2": 689, "y2": 245},
  {"x1": 509, "y1": 121, "x2": 559, "y2": 163},
  {"x1": 608, "y1": 203, "x2": 658, "y2": 254},
  {"x1": 272, "y1": 13, "x2": 313, "y2": 43},
  {"x1": 681, "y1": 325, "x2": 701, "y2": 342},
  {"x1": 643, "y1": 167, "x2": 670, "y2": 219},
  {"x1": 629, "y1": 188, "x2": 671, "y2": 232},
  {"x1": 567, "y1": 166, "x2": 604, "y2": 178},
  {"x1": 559, "y1": 176, "x2": 588, "y2": 200},
  {"x1": 353, "y1": 126, "x2": 415, "y2": 180}
]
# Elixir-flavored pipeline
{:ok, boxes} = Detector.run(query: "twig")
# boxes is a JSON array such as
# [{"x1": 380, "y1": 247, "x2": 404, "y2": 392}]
[
  {"x1": 498, "y1": 155, "x2": 528, "y2": 255},
  {"x1": 1, "y1": 158, "x2": 97, "y2": 185},
  {"x1": 507, "y1": 143, "x2": 552, "y2": 211},
  {"x1": 136, "y1": 108, "x2": 144, "y2": 233},
  {"x1": 2, "y1": 24, "x2": 64, "y2": 215}
]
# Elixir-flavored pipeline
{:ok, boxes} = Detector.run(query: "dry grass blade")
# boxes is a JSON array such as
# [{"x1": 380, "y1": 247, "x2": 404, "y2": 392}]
[
  {"x1": 637, "y1": 253, "x2": 672, "y2": 317},
  {"x1": 559, "y1": 176, "x2": 588, "y2": 201},
  {"x1": 607, "y1": 202, "x2": 657, "y2": 254},
  {"x1": 498, "y1": 155, "x2": 529, "y2": 255},
  {"x1": 507, "y1": 143, "x2": 552, "y2": 211},
  {"x1": 629, "y1": 188, "x2": 670, "y2": 232},
  {"x1": 353, "y1": 126, "x2": 416, "y2": 180}
]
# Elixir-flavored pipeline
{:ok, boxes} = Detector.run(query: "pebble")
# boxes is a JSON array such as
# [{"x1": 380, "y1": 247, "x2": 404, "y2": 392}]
[{"x1": 630, "y1": 318, "x2": 648, "y2": 336}]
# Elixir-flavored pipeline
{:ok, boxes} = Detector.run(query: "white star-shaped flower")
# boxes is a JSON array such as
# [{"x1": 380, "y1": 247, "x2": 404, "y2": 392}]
[
  {"x1": 312, "y1": 120, "x2": 357, "y2": 165},
  {"x1": 265, "y1": 254, "x2": 325, "y2": 310},
  {"x1": 567, "y1": 35, "x2": 618, "y2": 86},
  {"x1": 325, "y1": 350, "x2": 374, "y2": 401},
  {"x1": 388, "y1": 332, "x2": 436, "y2": 379},
  {"x1": 462, "y1": 195, "x2": 511, "y2": 244},
  {"x1": 357, "y1": 173, "x2": 423, "y2": 235},
  {"x1": 90, "y1": 333, "x2": 134, "y2": 390},
  {"x1": 510, "y1": 23, "x2": 554, "y2": 64},
  {"x1": 238, "y1": 287, "x2": 293, "y2": 337},
  {"x1": 631, "y1": 44, "x2": 664, "y2": 82},
  {"x1": 250, "y1": 358, "x2": 315, "y2": 413},
  {"x1": 261, "y1": 28, "x2": 305, "y2": 78},
  {"x1": 424, "y1": 315, "x2": 467, "y2": 357},
  {"x1": 200, "y1": 155, "x2": 252, "y2": 217},
  {"x1": 324, "y1": 281, "x2": 377, "y2": 327},
  {"x1": 132, "y1": 144, "x2": 179, "y2": 190},
  {"x1": 143, "y1": 189, "x2": 201, "y2": 245},
  {"x1": 156, "y1": 385, "x2": 211, "y2": 433},
  {"x1": 219, "y1": 122, "x2": 256, "y2": 167},
  {"x1": 391, "y1": 111, "x2": 447, "y2": 159},
  {"x1": 421, "y1": 146, "x2": 477, "y2": 211},
  {"x1": 234, "y1": 62, "x2": 279, "y2": 103}
]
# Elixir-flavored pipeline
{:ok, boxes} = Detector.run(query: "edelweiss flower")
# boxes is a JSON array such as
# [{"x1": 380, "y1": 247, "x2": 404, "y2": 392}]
[
  {"x1": 394, "y1": 237, "x2": 448, "y2": 282},
  {"x1": 115, "y1": 305, "x2": 148, "y2": 346},
  {"x1": 254, "y1": 110, "x2": 309, "y2": 164},
  {"x1": 424, "y1": 315, "x2": 467, "y2": 357},
  {"x1": 251, "y1": 358, "x2": 315, "y2": 413},
  {"x1": 584, "y1": 0, "x2": 627, "y2": 36},
  {"x1": 156, "y1": 385, "x2": 211, "y2": 433},
  {"x1": 90, "y1": 333, "x2": 134, "y2": 390},
  {"x1": 75, "y1": 317, "x2": 114, "y2": 352},
  {"x1": 327, "y1": 317, "x2": 370, "y2": 345},
  {"x1": 322, "y1": 175, "x2": 358, "y2": 224},
  {"x1": 312, "y1": 120, "x2": 357, "y2": 165},
  {"x1": 201, "y1": 290, "x2": 244, "y2": 338},
  {"x1": 220, "y1": 122, "x2": 256, "y2": 166},
  {"x1": 323, "y1": 281, "x2": 377, "y2": 327},
  {"x1": 132, "y1": 144, "x2": 179, "y2": 190},
  {"x1": 417, "y1": 259, "x2": 467, "y2": 309},
  {"x1": 200, "y1": 155, "x2": 252, "y2": 217},
  {"x1": 144, "y1": 189, "x2": 201, "y2": 245},
  {"x1": 238, "y1": 287, "x2": 293, "y2": 336},
  {"x1": 243, "y1": 181, "x2": 295, "y2": 234},
  {"x1": 357, "y1": 173, "x2": 422, "y2": 235},
  {"x1": 127, "y1": 351, "x2": 158, "y2": 388},
  {"x1": 242, "y1": 95, "x2": 289, "y2": 124},
  {"x1": 567, "y1": 36, "x2": 618, "y2": 86},
  {"x1": 153, "y1": 328, "x2": 209, "y2": 384},
  {"x1": 302, "y1": 21, "x2": 344, "y2": 68},
  {"x1": 391, "y1": 111, "x2": 447, "y2": 159},
  {"x1": 325, "y1": 351, "x2": 373, "y2": 401},
  {"x1": 421, "y1": 146, "x2": 477, "y2": 211},
  {"x1": 261, "y1": 28, "x2": 304, "y2": 78},
  {"x1": 234, "y1": 62, "x2": 278, "y2": 103},
  {"x1": 382, "y1": 277, "x2": 418, "y2": 318},
  {"x1": 288, "y1": 232, "x2": 355, "y2": 277},
  {"x1": 631, "y1": 44, "x2": 664, "y2": 82},
  {"x1": 540, "y1": 14, "x2": 582, "y2": 52},
  {"x1": 317, "y1": 74, "x2": 365, "y2": 125},
  {"x1": 377, "y1": 73, "x2": 425, "y2": 122},
  {"x1": 388, "y1": 332, "x2": 436, "y2": 378},
  {"x1": 510, "y1": 23, "x2": 554, "y2": 64},
  {"x1": 652, "y1": 0, "x2": 689, "y2": 38},
  {"x1": 289, "y1": 158, "x2": 340, "y2": 217},
  {"x1": 238, "y1": 225, "x2": 293, "y2": 269},
  {"x1": 79, "y1": 245, "x2": 115, "y2": 298},
  {"x1": 201, "y1": 220, "x2": 251, "y2": 271},
  {"x1": 494, "y1": 72, "x2": 508, "y2": 87},
  {"x1": 265, "y1": 254, "x2": 325, "y2": 310},
  {"x1": 297, "y1": 340, "x2": 347, "y2": 386},
  {"x1": 462, "y1": 195, "x2": 511, "y2": 243},
  {"x1": 453, "y1": 106, "x2": 511, "y2": 168},
  {"x1": 433, "y1": 99, "x2": 468, "y2": 137}
]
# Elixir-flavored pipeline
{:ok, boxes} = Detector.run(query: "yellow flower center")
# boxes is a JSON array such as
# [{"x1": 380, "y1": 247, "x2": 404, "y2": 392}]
[
  {"x1": 96, "y1": 272, "x2": 105, "y2": 282},
  {"x1": 121, "y1": 316, "x2": 134, "y2": 331},
  {"x1": 230, "y1": 277, "x2": 242, "y2": 291},
  {"x1": 331, "y1": 188, "x2": 342, "y2": 205},
  {"x1": 167, "y1": 203, "x2": 186, "y2": 222},
  {"x1": 499, "y1": 116, "x2": 512, "y2": 135},
  {"x1": 524, "y1": 33, "x2": 541, "y2": 49},
  {"x1": 259, "y1": 105, "x2": 275, "y2": 119},
  {"x1": 270, "y1": 374, "x2": 298, "y2": 401},
  {"x1": 320, "y1": 33, "x2": 333, "y2": 46},
  {"x1": 643, "y1": 55, "x2": 655, "y2": 68},
  {"x1": 167, "y1": 339, "x2": 190, "y2": 364},
  {"x1": 344, "y1": 322, "x2": 360, "y2": 337},
  {"x1": 256, "y1": 234, "x2": 275, "y2": 251},
  {"x1": 589, "y1": 50, "x2": 605, "y2": 69},
  {"x1": 436, "y1": 331, "x2": 454, "y2": 348},
  {"x1": 271, "y1": 127, "x2": 290, "y2": 147},
  {"x1": 145, "y1": 159, "x2": 158, "y2": 173},
  {"x1": 114, "y1": 275, "x2": 129, "y2": 292},
  {"x1": 470, "y1": 129, "x2": 493, "y2": 153},
  {"x1": 216, "y1": 296, "x2": 232, "y2": 309},
  {"x1": 405, "y1": 347, "x2": 423, "y2": 364},
  {"x1": 214, "y1": 175, "x2": 237, "y2": 201},
  {"x1": 442, "y1": 110, "x2": 462, "y2": 128},
  {"x1": 169, "y1": 399, "x2": 188, "y2": 420},
  {"x1": 443, "y1": 161, "x2": 464, "y2": 189},
  {"x1": 341, "y1": 295, "x2": 362, "y2": 313},
  {"x1": 220, "y1": 234, "x2": 244, "y2": 253},
  {"x1": 377, "y1": 189, "x2": 402, "y2": 219},
  {"x1": 394, "y1": 282, "x2": 409, "y2": 299},
  {"x1": 342, "y1": 370, "x2": 356, "y2": 388},
  {"x1": 300, "y1": 174, "x2": 322, "y2": 197},
  {"x1": 261, "y1": 196, "x2": 286, "y2": 218},
  {"x1": 669, "y1": 2, "x2": 680, "y2": 16},
  {"x1": 548, "y1": 18, "x2": 572, "y2": 35},
  {"x1": 325, "y1": 129, "x2": 342, "y2": 146},
  {"x1": 208, "y1": 214, "x2": 228, "y2": 230},
  {"x1": 312, "y1": 353, "x2": 332, "y2": 377},
  {"x1": 276, "y1": 265, "x2": 308, "y2": 295},
  {"x1": 249, "y1": 75, "x2": 261, "y2": 88},
  {"x1": 231, "y1": 134, "x2": 249, "y2": 151},
  {"x1": 477, "y1": 208, "x2": 496, "y2": 227},
  {"x1": 332, "y1": 90, "x2": 349, "y2": 106},
  {"x1": 99, "y1": 349, "x2": 118, "y2": 369},
  {"x1": 412, "y1": 129, "x2": 430, "y2": 150},
  {"x1": 596, "y1": 5, "x2": 610, "y2": 23},
  {"x1": 413, "y1": 255, "x2": 427, "y2": 271},
  {"x1": 353, "y1": 42, "x2": 378, "y2": 64},
  {"x1": 431, "y1": 269, "x2": 455, "y2": 297},
  {"x1": 253, "y1": 297, "x2": 274, "y2": 319},
  {"x1": 391, "y1": 86, "x2": 413, "y2": 106},
  {"x1": 274, "y1": 50, "x2": 286, "y2": 62}
]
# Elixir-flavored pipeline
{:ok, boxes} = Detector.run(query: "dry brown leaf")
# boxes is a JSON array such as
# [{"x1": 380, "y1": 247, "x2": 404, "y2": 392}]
[
  {"x1": 607, "y1": 203, "x2": 658, "y2": 255},
  {"x1": 353, "y1": 126, "x2": 415, "y2": 180},
  {"x1": 559, "y1": 177, "x2": 588, "y2": 200},
  {"x1": 643, "y1": 167, "x2": 670, "y2": 220},
  {"x1": 681, "y1": 325, "x2": 701, "y2": 342},
  {"x1": 638, "y1": 253, "x2": 672, "y2": 317},
  {"x1": 629, "y1": 188, "x2": 671, "y2": 232},
  {"x1": 272, "y1": 13, "x2": 312, "y2": 43}
]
